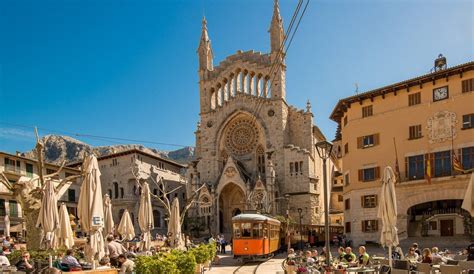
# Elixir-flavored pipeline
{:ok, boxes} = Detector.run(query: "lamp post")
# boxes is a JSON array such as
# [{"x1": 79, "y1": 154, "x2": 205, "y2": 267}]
[
  {"x1": 297, "y1": 207, "x2": 303, "y2": 250},
  {"x1": 315, "y1": 140, "x2": 333, "y2": 267},
  {"x1": 285, "y1": 194, "x2": 291, "y2": 253}
]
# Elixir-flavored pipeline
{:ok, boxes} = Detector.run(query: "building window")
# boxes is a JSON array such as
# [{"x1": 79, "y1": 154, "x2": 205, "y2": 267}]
[
  {"x1": 361, "y1": 195, "x2": 377, "y2": 208},
  {"x1": 407, "y1": 155, "x2": 425, "y2": 180},
  {"x1": 357, "y1": 134, "x2": 379, "y2": 149},
  {"x1": 256, "y1": 146, "x2": 265, "y2": 176},
  {"x1": 0, "y1": 200, "x2": 5, "y2": 216},
  {"x1": 153, "y1": 210, "x2": 161, "y2": 228},
  {"x1": 434, "y1": 151, "x2": 451, "y2": 177},
  {"x1": 429, "y1": 221, "x2": 437, "y2": 230},
  {"x1": 362, "y1": 105, "x2": 373, "y2": 118},
  {"x1": 299, "y1": 161, "x2": 303, "y2": 174},
  {"x1": 108, "y1": 189, "x2": 112, "y2": 198},
  {"x1": 26, "y1": 163, "x2": 33, "y2": 178},
  {"x1": 362, "y1": 220, "x2": 378, "y2": 233},
  {"x1": 294, "y1": 162, "x2": 299, "y2": 174},
  {"x1": 289, "y1": 163, "x2": 294, "y2": 175},
  {"x1": 462, "y1": 114, "x2": 474, "y2": 129},
  {"x1": 344, "y1": 173, "x2": 350, "y2": 186},
  {"x1": 408, "y1": 92, "x2": 421, "y2": 106},
  {"x1": 120, "y1": 187, "x2": 124, "y2": 198},
  {"x1": 358, "y1": 167, "x2": 380, "y2": 182},
  {"x1": 344, "y1": 116, "x2": 348, "y2": 126},
  {"x1": 462, "y1": 147, "x2": 474, "y2": 170},
  {"x1": 345, "y1": 222, "x2": 351, "y2": 233},
  {"x1": 462, "y1": 78, "x2": 474, "y2": 93},
  {"x1": 338, "y1": 195, "x2": 343, "y2": 202},
  {"x1": 68, "y1": 189, "x2": 75, "y2": 202},
  {"x1": 409, "y1": 125, "x2": 423, "y2": 140},
  {"x1": 9, "y1": 201, "x2": 18, "y2": 217},
  {"x1": 344, "y1": 199, "x2": 350, "y2": 210},
  {"x1": 114, "y1": 182, "x2": 119, "y2": 199}
]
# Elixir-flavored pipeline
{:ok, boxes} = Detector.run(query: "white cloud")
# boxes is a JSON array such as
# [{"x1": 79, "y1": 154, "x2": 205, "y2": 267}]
[{"x1": 0, "y1": 127, "x2": 35, "y2": 139}]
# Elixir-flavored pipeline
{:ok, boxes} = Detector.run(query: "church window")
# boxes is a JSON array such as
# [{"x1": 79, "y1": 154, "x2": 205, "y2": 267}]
[
  {"x1": 256, "y1": 146, "x2": 265, "y2": 175},
  {"x1": 114, "y1": 182, "x2": 119, "y2": 199},
  {"x1": 289, "y1": 163, "x2": 294, "y2": 175},
  {"x1": 120, "y1": 187, "x2": 124, "y2": 198},
  {"x1": 299, "y1": 161, "x2": 303, "y2": 174},
  {"x1": 295, "y1": 162, "x2": 299, "y2": 174}
]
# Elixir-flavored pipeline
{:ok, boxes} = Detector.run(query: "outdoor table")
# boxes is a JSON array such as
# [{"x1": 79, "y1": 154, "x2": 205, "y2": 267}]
[{"x1": 345, "y1": 267, "x2": 376, "y2": 274}]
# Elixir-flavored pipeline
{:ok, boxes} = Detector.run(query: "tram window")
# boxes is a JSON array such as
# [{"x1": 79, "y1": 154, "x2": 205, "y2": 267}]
[
  {"x1": 233, "y1": 223, "x2": 241, "y2": 238},
  {"x1": 242, "y1": 223, "x2": 252, "y2": 237},
  {"x1": 253, "y1": 223, "x2": 263, "y2": 238}
]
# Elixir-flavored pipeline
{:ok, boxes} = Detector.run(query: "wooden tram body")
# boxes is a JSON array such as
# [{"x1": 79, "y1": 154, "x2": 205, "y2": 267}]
[
  {"x1": 232, "y1": 214, "x2": 280, "y2": 259},
  {"x1": 288, "y1": 224, "x2": 344, "y2": 246}
]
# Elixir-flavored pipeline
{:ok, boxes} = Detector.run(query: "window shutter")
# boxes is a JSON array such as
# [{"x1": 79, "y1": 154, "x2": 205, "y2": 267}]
[
  {"x1": 358, "y1": 169, "x2": 363, "y2": 181},
  {"x1": 357, "y1": 137, "x2": 363, "y2": 149},
  {"x1": 374, "y1": 133, "x2": 380, "y2": 146},
  {"x1": 375, "y1": 166, "x2": 381, "y2": 179},
  {"x1": 361, "y1": 221, "x2": 366, "y2": 232},
  {"x1": 361, "y1": 196, "x2": 364, "y2": 208},
  {"x1": 405, "y1": 157, "x2": 408, "y2": 179}
]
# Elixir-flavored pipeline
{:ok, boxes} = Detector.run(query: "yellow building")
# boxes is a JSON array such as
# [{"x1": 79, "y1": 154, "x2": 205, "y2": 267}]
[{"x1": 330, "y1": 58, "x2": 474, "y2": 245}]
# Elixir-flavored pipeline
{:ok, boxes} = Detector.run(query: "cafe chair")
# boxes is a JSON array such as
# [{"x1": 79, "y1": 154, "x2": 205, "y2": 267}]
[
  {"x1": 379, "y1": 264, "x2": 391, "y2": 274},
  {"x1": 393, "y1": 260, "x2": 410, "y2": 270},
  {"x1": 416, "y1": 262, "x2": 432, "y2": 274},
  {"x1": 446, "y1": 260, "x2": 459, "y2": 265},
  {"x1": 439, "y1": 265, "x2": 463, "y2": 274}
]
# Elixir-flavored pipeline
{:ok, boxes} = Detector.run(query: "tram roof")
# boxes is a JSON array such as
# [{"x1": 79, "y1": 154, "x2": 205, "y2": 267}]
[{"x1": 232, "y1": 214, "x2": 281, "y2": 224}]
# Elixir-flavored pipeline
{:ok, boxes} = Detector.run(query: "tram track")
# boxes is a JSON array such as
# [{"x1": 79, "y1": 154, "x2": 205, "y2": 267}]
[{"x1": 232, "y1": 256, "x2": 271, "y2": 274}]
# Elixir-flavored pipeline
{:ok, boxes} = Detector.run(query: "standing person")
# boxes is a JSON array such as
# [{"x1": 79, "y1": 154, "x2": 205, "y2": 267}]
[
  {"x1": 16, "y1": 252, "x2": 34, "y2": 272},
  {"x1": 220, "y1": 235, "x2": 227, "y2": 254},
  {"x1": 118, "y1": 254, "x2": 135, "y2": 273},
  {"x1": 106, "y1": 235, "x2": 127, "y2": 267},
  {"x1": 185, "y1": 235, "x2": 192, "y2": 251}
]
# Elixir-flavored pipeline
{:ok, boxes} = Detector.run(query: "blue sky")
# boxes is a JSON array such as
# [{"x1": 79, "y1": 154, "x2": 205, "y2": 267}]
[{"x1": 0, "y1": 0, "x2": 472, "y2": 153}]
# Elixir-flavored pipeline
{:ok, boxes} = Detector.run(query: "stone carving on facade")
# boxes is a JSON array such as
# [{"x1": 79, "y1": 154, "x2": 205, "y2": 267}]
[
  {"x1": 224, "y1": 166, "x2": 237, "y2": 178},
  {"x1": 427, "y1": 110, "x2": 457, "y2": 144},
  {"x1": 248, "y1": 177, "x2": 268, "y2": 212}
]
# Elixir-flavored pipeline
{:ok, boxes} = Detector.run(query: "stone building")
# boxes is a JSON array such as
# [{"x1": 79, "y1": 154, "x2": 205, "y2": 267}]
[
  {"x1": 187, "y1": 1, "x2": 338, "y2": 237},
  {"x1": 70, "y1": 149, "x2": 187, "y2": 235},
  {"x1": 330, "y1": 57, "x2": 474, "y2": 245},
  {"x1": 0, "y1": 151, "x2": 82, "y2": 236}
]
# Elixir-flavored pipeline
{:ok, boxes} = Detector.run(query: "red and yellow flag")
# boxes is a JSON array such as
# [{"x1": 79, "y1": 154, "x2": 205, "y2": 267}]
[
  {"x1": 425, "y1": 155, "x2": 432, "y2": 184},
  {"x1": 453, "y1": 151, "x2": 464, "y2": 173}
]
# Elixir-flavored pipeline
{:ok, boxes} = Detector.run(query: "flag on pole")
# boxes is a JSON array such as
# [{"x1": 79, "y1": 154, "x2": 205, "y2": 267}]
[
  {"x1": 453, "y1": 151, "x2": 464, "y2": 173},
  {"x1": 425, "y1": 154, "x2": 432, "y2": 184}
]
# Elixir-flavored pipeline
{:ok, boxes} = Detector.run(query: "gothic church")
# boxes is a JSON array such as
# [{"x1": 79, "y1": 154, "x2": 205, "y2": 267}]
[{"x1": 187, "y1": 0, "x2": 336, "y2": 236}]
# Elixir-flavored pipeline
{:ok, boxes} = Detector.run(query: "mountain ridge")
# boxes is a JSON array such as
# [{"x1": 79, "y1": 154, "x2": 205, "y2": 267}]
[{"x1": 21, "y1": 134, "x2": 194, "y2": 165}]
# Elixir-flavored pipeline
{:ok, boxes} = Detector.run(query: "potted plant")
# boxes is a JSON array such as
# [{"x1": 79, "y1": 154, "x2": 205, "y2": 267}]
[
  {"x1": 286, "y1": 258, "x2": 297, "y2": 274},
  {"x1": 296, "y1": 266, "x2": 308, "y2": 274},
  {"x1": 190, "y1": 246, "x2": 207, "y2": 273}
]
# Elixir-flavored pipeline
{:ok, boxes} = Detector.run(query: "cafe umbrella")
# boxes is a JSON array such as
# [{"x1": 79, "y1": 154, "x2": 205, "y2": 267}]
[{"x1": 377, "y1": 166, "x2": 399, "y2": 267}]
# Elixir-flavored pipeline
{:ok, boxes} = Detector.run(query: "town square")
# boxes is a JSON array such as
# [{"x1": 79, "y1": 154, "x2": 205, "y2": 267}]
[{"x1": 0, "y1": 0, "x2": 473, "y2": 273}]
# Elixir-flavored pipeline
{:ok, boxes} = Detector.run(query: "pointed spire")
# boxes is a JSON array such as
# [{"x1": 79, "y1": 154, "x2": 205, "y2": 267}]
[
  {"x1": 269, "y1": 0, "x2": 284, "y2": 54},
  {"x1": 306, "y1": 99, "x2": 312, "y2": 112},
  {"x1": 197, "y1": 16, "x2": 213, "y2": 71}
]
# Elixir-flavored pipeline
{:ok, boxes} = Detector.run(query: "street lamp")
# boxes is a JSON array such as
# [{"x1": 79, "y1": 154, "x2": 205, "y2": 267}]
[
  {"x1": 297, "y1": 207, "x2": 303, "y2": 250},
  {"x1": 284, "y1": 194, "x2": 291, "y2": 253},
  {"x1": 315, "y1": 140, "x2": 333, "y2": 267}
]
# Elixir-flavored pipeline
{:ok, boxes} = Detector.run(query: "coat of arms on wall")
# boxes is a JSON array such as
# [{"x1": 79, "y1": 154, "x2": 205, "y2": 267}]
[{"x1": 426, "y1": 111, "x2": 457, "y2": 144}]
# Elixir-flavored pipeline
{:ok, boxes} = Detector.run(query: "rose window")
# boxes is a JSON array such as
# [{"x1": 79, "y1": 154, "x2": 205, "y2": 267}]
[{"x1": 224, "y1": 118, "x2": 259, "y2": 155}]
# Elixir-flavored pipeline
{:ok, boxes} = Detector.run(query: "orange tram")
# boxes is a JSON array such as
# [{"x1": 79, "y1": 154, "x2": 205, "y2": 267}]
[{"x1": 232, "y1": 213, "x2": 280, "y2": 260}]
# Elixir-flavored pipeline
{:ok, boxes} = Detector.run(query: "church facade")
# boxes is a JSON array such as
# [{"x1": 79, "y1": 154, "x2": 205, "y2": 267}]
[{"x1": 187, "y1": 1, "x2": 338, "y2": 236}]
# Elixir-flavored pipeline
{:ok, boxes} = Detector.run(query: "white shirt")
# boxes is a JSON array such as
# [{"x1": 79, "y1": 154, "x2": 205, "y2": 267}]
[{"x1": 0, "y1": 255, "x2": 10, "y2": 266}]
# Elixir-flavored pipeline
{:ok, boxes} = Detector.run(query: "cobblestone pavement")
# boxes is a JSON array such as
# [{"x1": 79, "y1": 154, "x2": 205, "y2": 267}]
[{"x1": 207, "y1": 252, "x2": 286, "y2": 274}]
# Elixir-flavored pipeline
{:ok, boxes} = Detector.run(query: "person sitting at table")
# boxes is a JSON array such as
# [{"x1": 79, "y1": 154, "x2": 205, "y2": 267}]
[
  {"x1": 421, "y1": 248, "x2": 433, "y2": 264},
  {"x1": 97, "y1": 257, "x2": 111, "y2": 269},
  {"x1": 343, "y1": 247, "x2": 357, "y2": 263},
  {"x1": 118, "y1": 254, "x2": 135, "y2": 273},
  {"x1": 15, "y1": 252, "x2": 34, "y2": 272},
  {"x1": 288, "y1": 248, "x2": 296, "y2": 259},
  {"x1": 467, "y1": 243, "x2": 474, "y2": 261},
  {"x1": 305, "y1": 251, "x2": 316, "y2": 264},
  {"x1": 0, "y1": 250, "x2": 10, "y2": 266},
  {"x1": 311, "y1": 249, "x2": 319, "y2": 261},
  {"x1": 358, "y1": 246, "x2": 370, "y2": 266},
  {"x1": 431, "y1": 247, "x2": 447, "y2": 264},
  {"x1": 412, "y1": 243, "x2": 421, "y2": 256},
  {"x1": 337, "y1": 247, "x2": 346, "y2": 261},
  {"x1": 62, "y1": 249, "x2": 82, "y2": 270},
  {"x1": 405, "y1": 247, "x2": 419, "y2": 263}
]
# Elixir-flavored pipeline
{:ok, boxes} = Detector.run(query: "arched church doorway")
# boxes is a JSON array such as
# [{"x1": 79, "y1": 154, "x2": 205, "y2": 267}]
[{"x1": 218, "y1": 183, "x2": 245, "y2": 235}]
